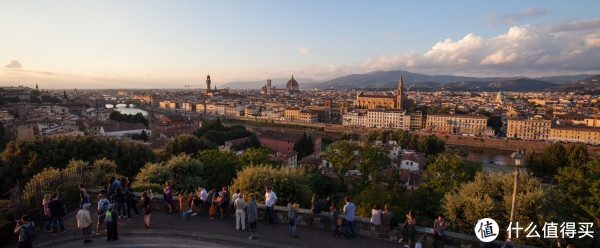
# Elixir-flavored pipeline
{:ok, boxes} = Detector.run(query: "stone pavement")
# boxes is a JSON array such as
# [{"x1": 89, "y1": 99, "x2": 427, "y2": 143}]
[{"x1": 14, "y1": 209, "x2": 400, "y2": 248}]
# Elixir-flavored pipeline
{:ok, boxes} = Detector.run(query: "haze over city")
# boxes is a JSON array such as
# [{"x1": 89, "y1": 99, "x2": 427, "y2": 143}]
[{"x1": 1, "y1": 0, "x2": 599, "y2": 89}]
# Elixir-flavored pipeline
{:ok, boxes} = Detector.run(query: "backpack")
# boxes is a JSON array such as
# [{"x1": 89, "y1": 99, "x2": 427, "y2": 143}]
[
  {"x1": 23, "y1": 224, "x2": 36, "y2": 241},
  {"x1": 105, "y1": 211, "x2": 113, "y2": 223},
  {"x1": 101, "y1": 199, "x2": 109, "y2": 212}
]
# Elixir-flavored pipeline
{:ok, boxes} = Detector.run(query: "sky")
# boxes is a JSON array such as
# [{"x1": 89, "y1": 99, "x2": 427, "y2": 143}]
[{"x1": 1, "y1": 0, "x2": 599, "y2": 89}]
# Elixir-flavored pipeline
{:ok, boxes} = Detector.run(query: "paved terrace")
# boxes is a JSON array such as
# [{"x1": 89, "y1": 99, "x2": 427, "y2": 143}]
[{"x1": 15, "y1": 209, "x2": 399, "y2": 248}]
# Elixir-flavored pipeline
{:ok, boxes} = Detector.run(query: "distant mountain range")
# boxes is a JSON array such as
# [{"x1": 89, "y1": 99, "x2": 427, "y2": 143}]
[
  {"x1": 220, "y1": 70, "x2": 596, "y2": 92},
  {"x1": 316, "y1": 70, "x2": 594, "y2": 92}
]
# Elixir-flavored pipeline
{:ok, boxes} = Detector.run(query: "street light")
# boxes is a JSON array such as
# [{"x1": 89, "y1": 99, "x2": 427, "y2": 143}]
[{"x1": 507, "y1": 149, "x2": 525, "y2": 244}]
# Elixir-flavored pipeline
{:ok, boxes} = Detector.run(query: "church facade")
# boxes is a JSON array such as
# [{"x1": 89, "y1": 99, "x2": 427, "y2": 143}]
[{"x1": 355, "y1": 76, "x2": 409, "y2": 109}]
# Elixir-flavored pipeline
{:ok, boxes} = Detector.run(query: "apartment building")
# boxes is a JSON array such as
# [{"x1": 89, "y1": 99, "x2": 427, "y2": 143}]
[
  {"x1": 426, "y1": 114, "x2": 490, "y2": 136},
  {"x1": 507, "y1": 118, "x2": 552, "y2": 140}
]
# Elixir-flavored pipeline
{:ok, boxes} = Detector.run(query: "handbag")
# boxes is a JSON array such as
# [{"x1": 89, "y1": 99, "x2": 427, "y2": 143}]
[{"x1": 337, "y1": 217, "x2": 343, "y2": 226}]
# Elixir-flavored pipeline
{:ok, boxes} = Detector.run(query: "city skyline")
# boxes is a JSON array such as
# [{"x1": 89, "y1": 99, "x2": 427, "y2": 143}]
[{"x1": 1, "y1": 1, "x2": 599, "y2": 89}]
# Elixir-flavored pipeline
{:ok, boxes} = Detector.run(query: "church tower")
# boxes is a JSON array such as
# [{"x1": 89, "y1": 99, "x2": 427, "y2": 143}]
[
  {"x1": 266, "y1": 79, "x2": 272, "y2": 95},
  {"x1": 206, "y1": 74, "x2": 211, "y2": 90},
  {"x1": 396, "y1": 75, "x2": 406, "y2": 109}
]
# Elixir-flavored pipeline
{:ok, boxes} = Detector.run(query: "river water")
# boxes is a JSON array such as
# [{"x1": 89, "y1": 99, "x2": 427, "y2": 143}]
[
  {"x1": 461, "y1": 146, "x2": 526, "y2": 173},
  {"x1": 105, "y1": 104, "x2": 148, "y2": 116}
]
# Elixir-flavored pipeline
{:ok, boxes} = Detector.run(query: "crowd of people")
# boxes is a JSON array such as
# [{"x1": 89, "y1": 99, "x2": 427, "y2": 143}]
[{"x1": 15, "y1": 178, "x2": 452, "y2": 248}]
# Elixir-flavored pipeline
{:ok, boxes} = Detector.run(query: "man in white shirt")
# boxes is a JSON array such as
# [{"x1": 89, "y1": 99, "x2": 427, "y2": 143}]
[
  {"x1": 264, "y1": 187, "x2": 277, "y2": 227},
  {"x1": 199, "y1": 187, "x2": 208, "y2": 202}
]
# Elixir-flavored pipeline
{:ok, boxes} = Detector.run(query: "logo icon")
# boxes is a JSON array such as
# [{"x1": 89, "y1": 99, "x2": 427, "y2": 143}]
[{"x1": 475, "y1": 218, "x2": 499, "y2": 242}]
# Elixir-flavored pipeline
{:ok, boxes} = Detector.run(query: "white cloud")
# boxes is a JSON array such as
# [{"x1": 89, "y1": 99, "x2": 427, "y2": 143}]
[
  {"x1": 384, "y1": 32, "x2": 399, "y2": 38},
  {"x1": 487, "y1": 7, "x2": 546, "y2": 26},
  {"x1": 294, "y1": 18, "x2": 600, "y2": 80},
  {"x1": 297, "y1": 47, "x2": 311, "y2": 54},
  {"x1": 4, "y1": 60, "x2": 22, "y2": 69}
]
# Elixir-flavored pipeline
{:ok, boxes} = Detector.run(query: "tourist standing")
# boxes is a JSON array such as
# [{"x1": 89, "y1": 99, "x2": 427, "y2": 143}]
[
  {"x1": 246, "y1": 193, "x2": 258, "y2": 232},
  {"x1": 163, "y1": 181, "x2": 173, "y2": 214},
  {"x1": 115, "y1": 188, "x2": 127, "y2": 219},
  {"x1": 96, "y1": 194, "x2": 110, "y2": 234},
  {"x1": 14, "y1": 215, "x2": 34, "y2": 248},
  {"x1": 265, "y1": 187, "x2": 277, "y2": 227},
  {"x1": 124, "y1": 182, "x2": 140, "y2": 219},
  {"x1": 287, "y1": 198, "x2": 298, "y2": 238},
  {"x1": 219, "y1": 187, "x2": 230, "y2": 218},
  {"x1": 434, "y1": 214, "x2": 448, "y2": 248},
  {"x1": 234, "y1": 193, "x2": 246, "y2": 231},
  {"x1": 311, "y1": 194, "x2": 329, "y2": 214},
  {"x1": 343, "y1": 197, "x2": 357, "y2": 239},
  {"x1": 231, "y1": 189, "x2": 240, "y2": 210},
  {"x1": 206, "y1": 189, "x2": 216, "y2": 219},
  {"x1": 401, "y1": 211, "x2": 416, "y2": 247},
  {"x1": 76, "y1": 203, "x2": 93, "y2": 244},
  {"x1": 141, "y1": 190, "x2": 153, "y2": 228},
  {"x1": 42, "y1": 194, "x2": 52, "y2": 232},
  {"x1": 179, "y1": 190, "x2": 189, "y2": 221},
  {"x1": 79, "y1": 184, "x2": 89, "y2": 210},
  {"x1": 371, "y1": 204, "x2": 382, "y2": 225},
  {"x1": 330, "y1": 202, "x2": 340, "y2": 238},
  {"x1": 382, "y1": 204, "x2": 395, "y2": 227},
  {"x1": 49, "y1": 193, "x2": 66, "y2": 235},
  {"x1": 105, "y1": 204, "x2": 119, "y2": 241}
]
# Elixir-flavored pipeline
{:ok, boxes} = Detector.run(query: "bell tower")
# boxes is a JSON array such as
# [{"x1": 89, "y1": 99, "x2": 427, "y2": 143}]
[
  {"x1": 396, "y1": 75, "x2": 405, "y2": 109},
  {"x1": 206, "y1": 74, "x2": 211, "y2": 90}
]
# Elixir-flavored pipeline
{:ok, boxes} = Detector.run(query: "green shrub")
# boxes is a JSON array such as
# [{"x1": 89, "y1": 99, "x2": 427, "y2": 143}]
[
  {"x1": 230, "y1": 165, "x2": 312, "y2": 208},
  {"x1": 135, "y1": 154, "x2": 204, "y2": 191},
  {"x1": 131, "y1": 183, "x2": 163, "y2": 193}
]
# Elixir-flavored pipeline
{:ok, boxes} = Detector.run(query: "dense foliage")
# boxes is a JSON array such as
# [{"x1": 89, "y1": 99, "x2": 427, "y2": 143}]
[
  {"x1": 0, "y1": 136, "x2": 156, "y2": 196},
  {"x1": 193, "y1": 118, "x2": 254, "y2": 146},
  {"x1": 230, "y1": 165, "x2": 312, "y2": 208},
  {"x1": 135, "y1": 154, "x2": 204, "y2": 191},
  {"x1": 109, "y1": 111, "x2": 148, "y2": 126},
  {"x1": 159, "y1": 134, "x2": 216, "y2": 159},
  {"x1": 293, "y1": 133, "x2": 314, "y2": 160},
  {"x1": 444, "y1": 172, "x2": 559, "y2": 247}
]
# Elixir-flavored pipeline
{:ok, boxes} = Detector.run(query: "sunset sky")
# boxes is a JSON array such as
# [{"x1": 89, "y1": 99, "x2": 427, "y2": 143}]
[{"x1": 1, "y1": 0, "x2": 599, "y2": 89}]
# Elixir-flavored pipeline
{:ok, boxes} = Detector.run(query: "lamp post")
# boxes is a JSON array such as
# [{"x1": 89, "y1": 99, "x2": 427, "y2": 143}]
[{"x1": 508, "y1": 149, "x2": 525, "y2": 243}]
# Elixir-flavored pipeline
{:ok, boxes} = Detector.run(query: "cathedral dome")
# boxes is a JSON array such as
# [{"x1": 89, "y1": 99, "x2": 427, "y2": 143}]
[{"x1": 286, "y1": 75, "x2": 299, "y2": 90}]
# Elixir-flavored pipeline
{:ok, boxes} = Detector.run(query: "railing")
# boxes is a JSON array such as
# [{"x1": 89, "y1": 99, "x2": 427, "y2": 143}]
[{"x1": 10, "y1": 165, "x2": 85, "y2": 224}]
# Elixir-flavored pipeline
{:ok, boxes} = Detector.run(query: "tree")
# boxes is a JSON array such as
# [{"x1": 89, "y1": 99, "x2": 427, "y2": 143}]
[
  {"x1": 444, "y1": 171, "x2": 559, "y2": 247},
  {"x1": 230, "y1": 165, "x2": 312, "y2": 208},
  {"x1": 160, "y1": 134, "x2": 216, "y2": 159},
  {"x1": 556, "y1": 158, "x2": 600, "y2": 226},
  {"x1": 357, "y1": 145, "x2": 390, "y2": 183},
  {"x1": 239, "y1": 146, "x2": 281, "y2": 167},
  {"x1": 321, "y1": 141, "x2": 359, "y2": 176},
  {"x1": 524, "y1": 150, "x2": 544, "y2": 178},
  {"x1": 0, "y1": 121, "x2": 8, "y2": 151},
  {"x1": 63, "y1": 90, "x2": 67, "y2": 99},
  {"x1": 135, "y1": 154, "x2": 204, "y2": 191},
  {"x1": 417, "y1": 134, "x2": 446, "y2": 155},
  {"x1": 541, "y1": 143, "x2": 567, "y2": 177},
  {"x1": 565, "y1": 143, "x2": 588, "y2": 169},
  {"x1": 139, "y1": 130, "x2": 149, "y2": 142},
  {"x1": 420, "y1": 153, "x2": 481, "y2": 215},
  {"x1": 202, "y1": 158, "x2": 241, "y2": 190},
  {"x1": 293, "y1": 133, "x2": 314, "y2": 161},
  {"x1": 487, "y1": 115, "x2": 502, "y2": 135}
]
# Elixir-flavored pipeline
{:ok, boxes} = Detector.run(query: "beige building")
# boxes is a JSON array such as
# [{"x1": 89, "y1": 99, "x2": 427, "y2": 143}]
[
  {"x1": 426, "y1": 114, "x2": 490, "y2": 136},
  {"x1": 507, "y1": 118, "x2": 551, "y2": 140},
  {"x1": 284, "y1": 107, "x2": 301, "y2": 121},
  {"x1": 342, "y1": 111, "x2": 367, "y2": 127},
  {"x1": 367, "y1": 109, "x2": 408, "y2": 129},
  {"x1": 298, "y1": 109, "x2": 318, "y2": 123},
  {"x1": 408, "y1": 112, "x2": 426, "y2": 130},
  {"x1": 550, "y1": 126, "x2": 600, "y2": 145}
]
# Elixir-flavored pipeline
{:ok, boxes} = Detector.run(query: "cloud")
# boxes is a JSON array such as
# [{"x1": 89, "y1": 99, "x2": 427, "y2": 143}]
[
  {"x1": 291, "y1": 44, "x2": 311, "y2": 54},
  {"x1": 4, "y1": 60, "x2": 22, "y2": 69},
  {"x1": 297, "y1": 47, "x2": 311, "y2": 54},
  {"x1": 293, "y1": 18, "x2": 600, "y2": 79},
  {"x1": 487, "y1": 7, "x2": 546, "y2": 26},
  {"x1": 384, "y1": 32, "x2": 399, "y2": 38}
]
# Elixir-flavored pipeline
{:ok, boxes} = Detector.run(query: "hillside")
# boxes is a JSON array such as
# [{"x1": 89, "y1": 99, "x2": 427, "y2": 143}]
[{"x1": 550, "y1": 74, "x2": 600, "y2": 93}]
